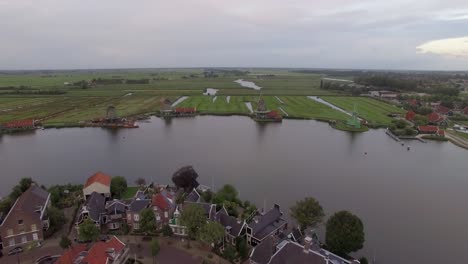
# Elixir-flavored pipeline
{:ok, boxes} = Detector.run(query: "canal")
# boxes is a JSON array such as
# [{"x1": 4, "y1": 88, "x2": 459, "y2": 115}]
[{"x1": 0, "y1": 116, "x2": 467, "y2": 264}]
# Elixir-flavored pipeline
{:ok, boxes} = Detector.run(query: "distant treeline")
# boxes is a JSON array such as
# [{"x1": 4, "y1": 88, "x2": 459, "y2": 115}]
[
  {"x1": 0, "y1": 90, "x2": 66, "y2": 95},
  {"x1": 321, "y1": 81, "x2": 368, "y2": 96},
  {"x1": 354, "y1": 76, "x2": 417, "y2": 91},
  {"x1": 203, "y1": 69, "x2": 249, "y2": 78}
]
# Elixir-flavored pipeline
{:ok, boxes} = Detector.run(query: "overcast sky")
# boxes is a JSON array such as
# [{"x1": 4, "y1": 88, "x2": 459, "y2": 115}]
[{"x1": 1, "y1": 0, "x2": 468, "y2": 70}]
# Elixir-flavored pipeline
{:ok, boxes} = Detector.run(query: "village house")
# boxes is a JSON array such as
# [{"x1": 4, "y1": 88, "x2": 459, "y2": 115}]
[
  {"x1": 56, "y1": 236, "x2": 129, "y2": 264},
  {"x1": 246, "y1": 204, "x2": 287, "y2": 246},
  {"x1": 405, "y1": 111, "x2": 416, "y2": 122},
  {"x1": 427, "y1": 112, "x2": 448, "y2": 126},
  {"x1": 126, "y1": 198, "x2": 151, "y2": 230},
  {"x1": 213, "y1": 208, "x2": 246, "y2": 246},
  {"x1": 417, "y1": 125, "x2": 445, "y2": 136},
  {"x1": 434, "y1": 105, "x2": 453, "y2": 116},
  {"x1": 249, "y1": 234, "x2": 359, "y2": 264},
  {"x1": 104, "y1": 199, "x2": 128, "y2": 231},
  {"x1": 0, "y1": 119, "x2": 37, "y2": 133},
  {"x1": 169, "y1": 201, "x2": 217, "y2": 236},
  {"x1": 83, "y1": 172, "x2": 112, "y2": 199},
  {"x1": 76, "y1": 192, "x2": 106, "y2": 228},
  {"x1": 152, "y1": 190, "x2": 176, "y2": 229},
  {"x1": 0, "y1": 185, "x2": 50, "y2": 250}
]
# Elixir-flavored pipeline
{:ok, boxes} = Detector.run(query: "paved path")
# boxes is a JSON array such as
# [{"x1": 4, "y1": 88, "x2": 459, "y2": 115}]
[{"x1": 1, "y1": 238, "x2": 62, "y2": 264}]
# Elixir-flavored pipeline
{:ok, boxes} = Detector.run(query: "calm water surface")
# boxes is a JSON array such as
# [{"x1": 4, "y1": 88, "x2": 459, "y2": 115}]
[{"x1": 0, "y1": 116, "x2": 467, "y2": 264}]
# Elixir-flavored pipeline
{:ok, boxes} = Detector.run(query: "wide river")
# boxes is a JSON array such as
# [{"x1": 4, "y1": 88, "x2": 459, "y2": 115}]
[{"x1": 0, "y1": 116, "x2": 467, "y2": 264}]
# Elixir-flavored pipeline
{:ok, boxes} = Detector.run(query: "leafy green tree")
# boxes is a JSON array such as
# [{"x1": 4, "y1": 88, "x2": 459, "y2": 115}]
[
  {"x1": 223, "y1": 245, "x2": 237, "y2": 263},
  {"x1": 150, "y1": 238, "x2": 160, "y2": 264},
  {"x1": 199, "y1": 221, "x2": 224, "y2": 246},
  {"x1": 59, "y1": 235, "x2": 71, "y2": 249},
  {"x1": 180, "y1": 203, "x2": 206, "y2": 239},
  {"x1": 161, "y1": 224, "x2": 173, "y2": 237},
  {"x1": 236, "y1": 237, "x2": 249, "y2": 260},
  {"x1": 200, "y1": 190, "x2": 213, "y2": 203},
  {"x1": 110, "y1": 176, "x2": 127, "y2": 199},
  {"x1": 47, "y1": 206, "x2": 66, "y2": 235},
  {"x1": 139, "y1": 208, "x2": 156, "y2": 235},
  {"x1": 290, "y1": 197, "x2": 325, "y2": 230},
  {"x1": 79, "y1": 218, "x2": 100, "y2": 242},
  {"x1": 9, "y1": 178, "x2": 34, "y2": 200},
  {"x1": 326, "y1": 211, "x2": 365, "y2": 257},
  {"x1": 213, "y1": 184, "x2": 238, "y2": 204}
]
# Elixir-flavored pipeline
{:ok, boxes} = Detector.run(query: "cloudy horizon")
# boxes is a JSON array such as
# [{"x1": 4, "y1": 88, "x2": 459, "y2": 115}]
[{"x1": 1, "y1": 0, "x2": 468, "y2": 71}]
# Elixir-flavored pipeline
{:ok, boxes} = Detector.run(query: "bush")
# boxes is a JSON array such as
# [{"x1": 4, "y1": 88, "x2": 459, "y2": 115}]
[{"x1": 162, "y1": 224, "x2": 173, "y2": 237}]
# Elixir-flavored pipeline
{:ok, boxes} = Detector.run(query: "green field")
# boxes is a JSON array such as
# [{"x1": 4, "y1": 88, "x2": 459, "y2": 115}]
[
  {"x1": 0, "y1": 69, "x2": 408, "y2": 131},
  {"x1": 322, "y1": 97, "x2": 405, "y2": 126}
]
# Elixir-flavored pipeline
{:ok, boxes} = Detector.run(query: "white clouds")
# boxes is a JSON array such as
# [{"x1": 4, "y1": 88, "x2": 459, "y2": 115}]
[{"x1": 416, "y1": 37, "x2": 468, "y2": 59}]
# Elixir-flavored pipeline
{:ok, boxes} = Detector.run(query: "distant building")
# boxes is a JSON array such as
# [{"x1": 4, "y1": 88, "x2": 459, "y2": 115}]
[
  {"x1": 427, "y1": 112, "x2": 448, "y2": 126},
  {"x1": 213, "y1": 208, "x2": 246, "y2": 247},
  {"x1": 0, "y1": 185, "x2": 50, "y2": 249},
  {"x1": 104, "y1": 200, "x2": 128, "y2": 231},
  {"x1": 57, "y1": 236, "x2": 129, "y2": 264},
  {"x1": 1, "y1": 119, "x2": 36, "y2": 132},
  {"x1": 152, "y1": 191, "x2": 176, "y2": 229},
  {"x1": 126, "y1": 198, "x2": 151, "y2": 230},
  {"x1": 83, "y1": 172, "x2": 112, "y2": 199},
  {"x1": 76, "y1": 192, "x2": 106, "y2": 228},
  {"x1": 369, "y1": 90, "x2": 398, "y2": 99},
  {"x1": 434, "y1": 105, "x2": 453, "y2": 116},
  {"x1": 405, "y1": 111, "x2": 416, "y2": 121}
]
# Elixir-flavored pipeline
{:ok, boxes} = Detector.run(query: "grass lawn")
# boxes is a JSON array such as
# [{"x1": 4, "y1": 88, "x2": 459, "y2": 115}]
[
  {"x1": 122, "y1": 186, "x2": 140, "y2": 199},
  {"x1": 177, "y1": 95, "x2": 250, "y2": 114},
  {"x1": 322, "y1": 97, "x2": 405, "y2": 126}
]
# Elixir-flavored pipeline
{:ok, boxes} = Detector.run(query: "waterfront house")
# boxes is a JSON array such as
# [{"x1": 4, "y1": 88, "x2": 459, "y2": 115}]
[
  {"x1": 214, "y1": 208, "x2": 246, "y2": 246},
  {"x1": 76, "y1": 192, "x2": 106, "y2": 228},
  {"x1": 0, "y1": 119, "x2": 36, "y2": 133},
  {"x1": 152, "y1": 191, "x2": 176, "y2": 229},
  {"x1": 249, "y1": 234, "x2": 358, "y2": 264},
  {"x1": 0, "y1": 185, "x2": 50, "y2": 250},
  {"x1": 417, "y1": 125, "x2": 445, "y2": 137},
  {"x1": 126, "y1": 198, "x2": 151, "y2": 230},
  {"x1": 104, "y1": 199, "x2": 128, "y2": 231},
  {"x1": 405, "y1": 111, "x2": 416, "y2": 122},
  {"x1": 246, "y1": 204, "x2": 287, "y2": 246},
  {"x1": 83, "y1": 172, "x2": 112, "y2": 199}
]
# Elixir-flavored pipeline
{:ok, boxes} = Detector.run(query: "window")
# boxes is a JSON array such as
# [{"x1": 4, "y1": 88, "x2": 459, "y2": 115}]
[
  {"x1": 7, "y1": 229, "x2": 13, "y2": 236},
  {"x1": 134, "y1": 223, "x2": 140, "y2": 229},
  {"x1": 164, "y1": 211, "x2": 168, "y2": 218},
  {"x1": 32, "y1": 233, "x2": 39, "y2": 241},
  {"x1": 127, "y1": 213, "x2": 131, "y2": 221},
  {"x1": 31, "y1": 224, "x2": 37, "y2": 231},
  {"x1": 21, "y1": 236, "x2": 27, "y2": 244},
  {"x1": 18, "y1": 219, "x2": 23, "y2": 225},
  {"x1": 134, "y1": 214, "x2": 139, "y2": 221},
  {"x1": 9, "y1": 238, "x2": 15, "y2": 247}
]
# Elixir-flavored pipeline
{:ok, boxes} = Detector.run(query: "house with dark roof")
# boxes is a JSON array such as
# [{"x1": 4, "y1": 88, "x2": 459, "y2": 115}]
[
  {"x1": 250, "y1": 234, "x2": 358, "y2": 264},
  {"x1": 104, "y1": 200, "x2": 128, "y2": 230},
  {"x1": 169, "y1": 201, "x2": 217, "y2": 236},
  {"x1": 0, "y1": 185, "x2": 50, "y2": 249},
  {"x1": 186, "y1": 189, "x2": 201, "y2": 203},
  {"x1": 83, "y1": 172, "x2": 112, "y2": 199},
  {"x1": 152, "y1": 191, "x2": 176, "y2": 229},
  {"x1": 214, "y1": 208, "x2": 246, "y2": 246},
  {"x1": 126, "y1": 198, "x2": 151, "y2": 230},
  {"x1": 76, "y1": 192, "x2": 106, "y2": 227},
  {"x1": 246, "y1": 204, "x2": 287, "y2": 246}
]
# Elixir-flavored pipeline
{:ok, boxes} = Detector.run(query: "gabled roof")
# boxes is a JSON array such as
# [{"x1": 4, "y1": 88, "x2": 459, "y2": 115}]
[
  {"x1": 152, "y1": 192, "x2": 174, "y2": 211},
  {"x1": 417, "y1": 125, "x2": 439, "y2": 133},
  {"x1": 84, "y1": 192, "x2": 106, "y2": 222},
  {"x1": 85, "y1": 172, "x2": 111, "y2": 188},
  {"x1": 214, "y1": 210, "x2": 244, "y2": 237},
  {"x1": 184, "y1": 202, "x2": 216, "y2": 220},
  {"x1": 55, "y1": 244, "x2": 88, "y2": 264},
  {"x1": 106, "y1": 200, "x2": 127, "y2": 214},
  {"x1": 82, "y1": 236, "x2": 126, "y2": 264},
  {"x1": 250, "y1": 236, "x2": 276, "y2": 264},
  {"x1": 248, "y1": 204, "x2": 286, "y2": 240},
  {"x1": 405, "y1": 111, "x2": 416, "y2": 121},
  {"x1": 2, "y1": 119, "x2": 35, "y2": 128},
  {"x1": 269, "y1": 242, "x2": 328, "y2": 264},
  {"x1": 435, "y1": 105, "x2": 451, "y2": 115},
  {"x1": 129, "y1": 199, "x2": 150, "y2": 213},
  {"x1": 185, "y1": 189, "x2": 200, "y2": 202},
  {"x1": 1, "y1": 185, "x2": 49, "y2": 226}
]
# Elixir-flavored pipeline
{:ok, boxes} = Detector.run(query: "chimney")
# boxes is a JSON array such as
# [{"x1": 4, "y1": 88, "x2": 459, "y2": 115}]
[{"x1": 303, "y1": 236, "x2": 312, "y2": 253}]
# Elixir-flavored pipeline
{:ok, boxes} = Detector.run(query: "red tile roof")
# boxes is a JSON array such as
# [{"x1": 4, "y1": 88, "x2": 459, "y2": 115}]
[
  {"x1": 405, "y1": 111, "x2": 416, "y2": 121},
  {"x1": 435, "y1": 105, "x2": 451, "y2": 115},
  {"x1": 85, "y1": 172, "x2": 112, "y2": 188},
  {"x1": 418, "y1": 125, "x2": 439, "y2": 133},
  {"x1": 55, "y1": 244, "x2": 87, "y2": 264},
  {"x1": 82, "y1": 236, "x2": 126, "y2": 264},
  {"x1": 175, "y1": 107, "x2": 196, "y2": 113},
  {"x1": 428, "y1": 112, "x2": 444, "y2": 123},
  {"x1": 2, "y1": 119, "x2": 35, "y2": 128},
  {"x1": 437, "y1": 130, "x2": 445, "y2": 136},
  {"x1": 152, "y1": 193, "x2": 170, "y2": 210}
]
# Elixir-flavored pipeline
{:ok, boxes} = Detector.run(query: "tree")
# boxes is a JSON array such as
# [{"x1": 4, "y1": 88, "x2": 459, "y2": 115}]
[
  {"x1": 78, "y1": 218, "x2": 100, "y2": 242},
  {"x1": 213, "y1": 184, "x2": 238, "y2": 204},
  {"x1": 161, "y1": 224, "x2": 173, "y2": 237},
  {"x1": 223, "y1": 245, "x2": 237, "y2": 263},
  {"x1": 139, "y1": 208, "x2": 156, "y2": 235},
  {"x1": 199, "y1": 221, "x2": 224, "y2": 247},
  {"x1": 180, "y1": 203, "x2": 206, "y2": 239},
  {"x1": 326, "y1": 211, "x2": 365, "y2": 257},
  {"x1": 135, "y1": 178, "x2": 146, "y2": 187},
  {"x1": 46, "y1": 206, "x2": 66, "y2": 236},
  {"x1": 290, "y1": 197, "x2": 325, "y2": 230},
  {"x1": 200, "y1": 190, "x2": 213, "y2": 203},
  {"x1": 150, "y1": 238, "x2": 160, "y2": 264},
  {"x1": 110, "y1": 176, "x2": 127, "y2": 199},
  {"x1": 59, "y1": 235, "x2": 71, "y2": 249},
  {"x1": 236, "y1": 237, "x2": 249, "y2": 260}
]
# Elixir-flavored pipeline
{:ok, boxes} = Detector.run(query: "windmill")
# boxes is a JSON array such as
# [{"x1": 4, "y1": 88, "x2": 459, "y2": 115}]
[{"x1": 346, "y1": 104, "x2": 361, "y2": 129}]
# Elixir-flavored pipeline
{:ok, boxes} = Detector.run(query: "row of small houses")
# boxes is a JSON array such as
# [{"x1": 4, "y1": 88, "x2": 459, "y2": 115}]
[
  {"x1": 0, "y1": 171, "x2": 361, "y2": 264},
  {"x1": 78, "y1": 172, "x2": 359, "y2": 264}
]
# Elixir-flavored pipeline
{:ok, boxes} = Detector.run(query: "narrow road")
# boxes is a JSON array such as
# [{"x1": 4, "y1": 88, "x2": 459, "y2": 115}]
[{"x1": 446, "y1": 131, "x2": 468, "y2": 150}]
